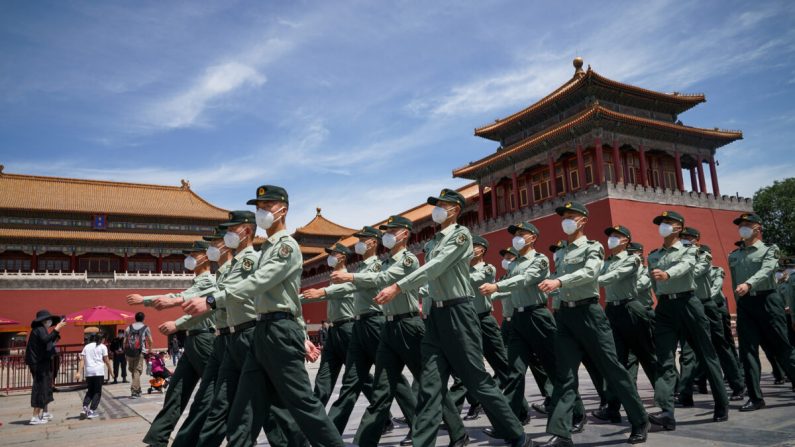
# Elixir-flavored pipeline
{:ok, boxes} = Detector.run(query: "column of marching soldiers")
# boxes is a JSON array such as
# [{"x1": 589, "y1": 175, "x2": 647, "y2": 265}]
[{"x1": 124, "y1": 183, "x2": 795, "y2": 447}]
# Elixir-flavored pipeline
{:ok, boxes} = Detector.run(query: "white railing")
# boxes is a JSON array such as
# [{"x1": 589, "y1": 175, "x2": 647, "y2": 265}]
[
  {"x1": 0, "y1": 270, "x2": 87, "y2": 279},
  {"x1": 114, "y1": 271, "x2": 195, "y2": 280}
]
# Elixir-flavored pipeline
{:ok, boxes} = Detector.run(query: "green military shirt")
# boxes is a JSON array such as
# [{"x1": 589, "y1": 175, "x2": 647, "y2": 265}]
[
  {"x1": 647, "y1": 241, "x2": 696, "y2": 295},
  {"x1": 550, "y1": 248, "x2": 565, "y2": 310},
  {"x1": 556, "y1": 236, "x2": 604, "y2": 302},
  {"x1": 708, "y1": 266, "x2": 727, "y2": 307},
  {"x1": 693, "y1": 248, "x2": 713, "y2": 300},
  {"x1": 212, "y1": 260, "x2": 232, "y2": 329},
  {"x1": 634, "y1": 257, "x2": 654, "y2": 307},
  {"x1": 325, "y1": 256, "x2": 382, "y2": 316},
  {"x1": 173, "y1": 271, "x2": 218, "y2": 331},
  {"x1": 218, "y1": 229, "x2": 304, "y2": 318},
  {"x1": 301, "y1": 268, "x2": 356, "y2": 323},
  {"x1": 469, "y1": 261, "x2": 497, "y2": 314},
  {"x1": 727, "y1": 239, "x2": 780, "y2": 296},
  {"x1": 353, "y1": 248, "x2": 420, "y2": 316},
  {"x1": 217, "y1": 245, "x2": 260, "y2": 327},
  {"x1": 598, "y1": 250, "x2": 641, "y2": 302},
  {"x1": 492, "y1": 291, "x2": 513, "y2": 319},
  {"x1": 496, "y1": 250, "x2": 549, "y2": 308},
  {"x1": 397, "y1": 224, "x2": 474, "y2": 301}
]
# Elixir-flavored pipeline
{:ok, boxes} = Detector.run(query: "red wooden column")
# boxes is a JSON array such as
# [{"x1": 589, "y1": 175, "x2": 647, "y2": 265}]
[
  {"x1": 477, "y1": 183, "x2": 485, "y2": 222},
  {"x1": 576, "y1": 145, "x2": 586, "y2": 189},
  {"x1": 613, "y1": 140, "x2": 623, "y2": 184},
  {"x1": 156, "y1": 254, "x2": 163, "y2": 273},
  {"x1": 122, "y1": 253, "x2": 129, "y2": 272},
  {"x1": 673, "y1": 151, "x2": 685, "y2": 192},
  {"x1": 593, "y1": 138, "x2": 604, "y2": 185},
  {"x1": 709, "y1": 156, "x2": 720, "y2": 196},
  {"x1": 511, "y1": 172, "x2": 519, "y2": 210},
  {"x1": 526, "y1": 173, "x2": 535, "y2": 207},
  {"x1": 697, "y1": 159, "x2": 707, "y2": 194},
  {"x1": 548, "y1": 156, "x2": 558, "y2": 197},
  {"x1": 31, "y1": 251, "x2": 38, "y2": 272},
  {"x1": 490, "y1": 181, "x2": 498, "y2": 218},
  {"x1": 689, "y1": 168, "x2": 698, "y2": 192},
  {"x1": 638, "y1": 145, "x2": 648, "y2": 187},
  {"x1": 70, "y1": 253, "x2": 77, "y2": 272}
]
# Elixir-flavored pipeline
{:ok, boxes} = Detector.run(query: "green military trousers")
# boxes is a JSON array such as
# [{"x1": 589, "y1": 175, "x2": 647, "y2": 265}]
[
  {"x1": 314, "y1": 321, "x2": 353, "y2": 405},
  {"x1": 226, "y1": 318, "x2": 343, "y2": 447},
  {"x1": 327, "y1": 314, "x2": 414, "y2": 434},
  {"x1": 354, "y1": 316, "x2": 466, "y2": 447},
  {"x1": 172, "y1": 333, "x2": 228, "y2": 447},
  {"x1": 653, "y1": 295, "x2": 728, "y2": 415},
  {"x1": 603, "y1": 300, "x2": 657, "y2": 413},
  {"x1": 737, "y1": 291, "x2": 795, "y2": 402},
  {"x1": 548, "y1": 302, "x2": 647, "y2": 438},
  {"x1": 678, "y1": 299, "x2": 745, "y2": 401},
  {"x1": 413, "y1": 300, "x2": 523, "y2": 446},
  {"x1": 196, "y1": 326, "x2": 302, "y2": 447},
  {"x1": 502, "y1": 318, "x2": 552, "y2": 407},
  {"x1": 143, "y1": 331, "x2": 214, "y2": 446}
]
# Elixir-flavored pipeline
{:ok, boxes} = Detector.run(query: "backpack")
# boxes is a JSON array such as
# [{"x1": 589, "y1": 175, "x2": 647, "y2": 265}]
[{"x1": 124, "y1": 325, "x2": 147, "y2": 357}]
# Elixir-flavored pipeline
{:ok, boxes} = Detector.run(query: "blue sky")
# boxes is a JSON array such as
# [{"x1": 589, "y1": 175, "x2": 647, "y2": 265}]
[{"x1": 2, "y1": 0, "x2": 794, "y2": 231}]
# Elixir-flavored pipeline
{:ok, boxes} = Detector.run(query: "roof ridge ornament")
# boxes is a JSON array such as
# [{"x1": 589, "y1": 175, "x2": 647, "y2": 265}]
[
  {"x1": 316, "y1": 207, "x2": 322, "y2": 215},
  {"x1": 0, "y1": 164, "x2": 4, "y2": 175},
  {"x1": 573, "y1": 57, "x2": 585, "y2": 77},
  {"x1": 180, "y1": 179, "x2": 190, "y2": 190}
]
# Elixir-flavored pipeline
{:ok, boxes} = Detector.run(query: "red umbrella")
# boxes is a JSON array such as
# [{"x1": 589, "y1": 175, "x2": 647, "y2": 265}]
[
  {"x1": 0, "y1": 316, "x2": 19, "y2": 325},
  {"x1": 65, "y1": 306, "x2": 135, "y2": 326}
]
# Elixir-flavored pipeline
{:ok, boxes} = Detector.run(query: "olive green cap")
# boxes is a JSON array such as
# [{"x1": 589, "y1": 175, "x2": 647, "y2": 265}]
[
  {"x1": 324, "y1": 242, "x2": 352, "y2": 257},
  {"x1": 604, "y1": 225, "x2": 632, "y2": 240},
  {"x1": 627, "y1": 242, "x2": 644, "y2": 253},
  {"x1": 472, "y1": 235, "x2": 489, "y2": 249},
  {"x1": 549, "y1": 239, "x2": 567, "y2": 253},
  {"x1": 379, "y1": 215, "x2": 413, "y2": 232},
  {"x1": 555, "y1": 200, "x2": 588, "y2": 217},
  {"x1": 499, "y1": 247, "x2": 520, "y2": 258},
  {"x1": 508, "y1": 221, "x2": 540, "y2": 235},
  {"x1": 699, "y1": 244, "x2": 712, "y2": 254},
  {"x1": 182, "y1": 240, "x2": 210, "y2": 254},
  {"x1": 219, "y1": 210, "x2": 256, "y2": 228},
  {"x1": 653, "y1": 210, "x2": 685, "y2": 225},
  {"x1": 353, "y1": 225, "x2": 382, "y2": 240},
  {"x1": 427, "y1": 188, "x2": 466, "y2": 209},
  {"x1": 247, "y1": 184, "x2": 288, "y2": 205},
  {"x1": 202, "y1": 226, "x2": 227, "y2": 241},
  {"x1": 681, "y1": 226, "x2": 701, "y2": 239},
  {"x1": 733, "y1": 212, "x2": 762, "y2": 226}
]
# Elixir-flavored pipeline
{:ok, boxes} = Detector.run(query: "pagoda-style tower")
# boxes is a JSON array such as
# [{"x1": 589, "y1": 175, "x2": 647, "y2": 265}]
[{"x1": 454, "y1": 58, "x2": 752, "y2": 314}]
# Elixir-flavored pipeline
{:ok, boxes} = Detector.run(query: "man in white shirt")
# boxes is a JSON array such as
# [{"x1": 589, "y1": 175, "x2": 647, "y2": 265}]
[{"x1": 76, "y1": 333, "x2": 112, "y2": 419}]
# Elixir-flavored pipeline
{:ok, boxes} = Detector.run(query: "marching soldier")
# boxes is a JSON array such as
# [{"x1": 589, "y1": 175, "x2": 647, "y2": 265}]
[
  {"x1": 327, "y1": 215, "x2": 466, "y2": 447},
  {"x1": 303, "y1": 225, "x2": 414, "y2": 436},
  {"x1": 592, "y1": 225, "x2": 657, "y2": 424},
  {"x1": 127, "y1": 240, "x2": 217, "y2": 447},
  {"x1": 728, "y1": 212, "x2": 795, "y2": 411},
  {"x1": 624, "y1": 242, "x2": 656, "y2": 386},
  {"x1": 374, "y1": 189, "x2": 531, "y2": 447},
  {"x1": 708, "y1": 255, "x2": 743, "y2": 377},
  {"x1": 211, "y1": 185, "x2": 342, "y2": 447},
  {"x1": 537, "y1": 201, "x2": 648, "y2": 447},
  {"x1": 646, "y1": 211, "x2": 728, "y2": 431}
]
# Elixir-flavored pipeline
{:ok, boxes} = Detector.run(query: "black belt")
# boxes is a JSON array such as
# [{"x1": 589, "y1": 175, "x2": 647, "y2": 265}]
[
  {"x1": 215, "y1": 327, "x2": 232, "y2": 336},
  {"x1": 747, "y1": 289, "x2": 774, "y2": 298},
  {"x1": 514, "y1": 303, "x2": 545, "y2": 313},
  {"x1": 354, "y1": 311, "x2": 383, "y2": 321},
  {"x1": 386, "y1": 312, "x2": 420, "y2": 322},
  {"x1": 559, "y1": 297, "x2": 599, "y2": 309},
  {"x1": 607, "y1": 298, "x2": 633, "y2": 307},
  {"x1": 187, "y1": 327, "x2": 215, "y2": 336},
  {"x1": 477, "y1": 311, "x2": 492, "y2": 319},
  {"x1": 332, "y1": 317, "x2": 354, "y2": 326},
  {"x1": 234, "y1": 319, "x2": 257, "y2": 332},
  {"x1": 257, "y1": 312, "x2": 295, "y2": 322},
  {"x1": 659, "y1": 291, "x2": 694, "y2": 301},
  {"x1": 432, "y1": 297, "x2": 470, "y2": 308}
]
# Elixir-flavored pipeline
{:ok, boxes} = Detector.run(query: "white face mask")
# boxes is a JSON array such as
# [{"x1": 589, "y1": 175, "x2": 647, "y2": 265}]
[
  {"x1": 431, "y1": 206, "x2": 448, "y2": 224},
  {"x1": 607, "y1": 236, "x2": 621, "y2": 250},
  {"x1": 43, "y1": 320, "x2": 53, "y2": 329},
  {"x1": 206, "y1": 246, "x2": 221, "y2": 262},
  {"x1": 327, "y1": 255, "x2": 339, "y2": 268},
  {"x1": 354, "y1": 241, "x2": 368, "y2": 255},
  {"x1": 256, "y1": 207, "x2": 284, "y2": 230},
  {"x1": 658, "y1": 223, "x2": 674, "y2": 238},
  {"x1": 501, "y1": 259, "x2": 513, "y2": 270},
  {"x1": 382, "y1": 232, "x2": 402, "y2": 249},
  {"x1": 738, "y1": 226, "x2": 754, "y2": 240},
  {"x1": 561, "y1": 218, "x2": 579, "y2": 235},
  {"x1": 184, "y1": 256, "x2": 197, "y2": 271},
  {"x1": 512, "y1": 236, "x2": 526, "y2": 251},
  {"x1": 223, "y1": 231, "x2": 241, "y2": 249}
]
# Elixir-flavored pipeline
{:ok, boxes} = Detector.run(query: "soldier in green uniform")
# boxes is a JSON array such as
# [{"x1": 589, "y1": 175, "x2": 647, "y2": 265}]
[
  {"x1": 127, "y1": 240, "x2": 217, "y2": 446},
  {"x1": 304, "y1": 225, "x2": 414, "y2": 436},
  {"x1": 170, "y1": 227, "x2": 233, "y2": 446},
  {"x1": 214, "y1": 185, "x2": 343, "y2": 447},
  {"x1": 324, "y1": 215, "x2": 466, "y2": 447},
  {"x1": 728, "y1": 212, "x2": 795, "y2": 411},
  {"x1": 301, "y1": 243, "x2": 357, "y2": 406},
  {"x1": 708, "y1": 258, "x2": 742, "y2": 378},
  {"x1": 645, "y1": 210, "x2": 728, "y2": 431},
  {"x1": 537, "y1": 201, "x2": 648, "y2": 447},
  {"x1": 480, "y1": 222, "x2": 585, "y2": 437},
  {"x1": 375, "y1": 189, "x2": 531, "y2": 447},
  {"x1": 624, "y1": 242, "x2": 655, "y2": 385},
  {"x1": 676, "y1": 233, "x2": 746, "y2": 407}
]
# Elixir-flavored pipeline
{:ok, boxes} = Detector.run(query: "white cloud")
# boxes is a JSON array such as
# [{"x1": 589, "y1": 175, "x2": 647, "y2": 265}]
[{"x1": 718, "y1": 162, "x2": 795, "y2": 199}]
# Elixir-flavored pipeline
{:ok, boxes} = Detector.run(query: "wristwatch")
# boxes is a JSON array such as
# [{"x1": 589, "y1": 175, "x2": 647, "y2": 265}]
[{"x1": 206, "y1": 295, "x2": 217, "y2": 310}]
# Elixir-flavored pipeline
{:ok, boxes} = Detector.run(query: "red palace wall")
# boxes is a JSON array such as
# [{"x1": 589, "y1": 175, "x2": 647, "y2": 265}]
[{"x1": 0, "y1": 289, "x2": 186, "y2": 348}]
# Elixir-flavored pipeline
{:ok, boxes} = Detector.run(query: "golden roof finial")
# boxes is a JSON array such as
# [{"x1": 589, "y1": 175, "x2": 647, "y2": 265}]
[
  {"x1": 573, "y1": 57, "x2": 584, "y2": 76},
  {"x1": 316, "y1": 207, "x2": 322, "y2": 215}
]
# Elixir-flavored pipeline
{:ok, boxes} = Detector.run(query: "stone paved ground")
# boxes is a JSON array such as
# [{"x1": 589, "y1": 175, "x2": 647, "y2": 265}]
[{"x1": 1, "y1": 358, "x2": 794, "y2": 446}]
